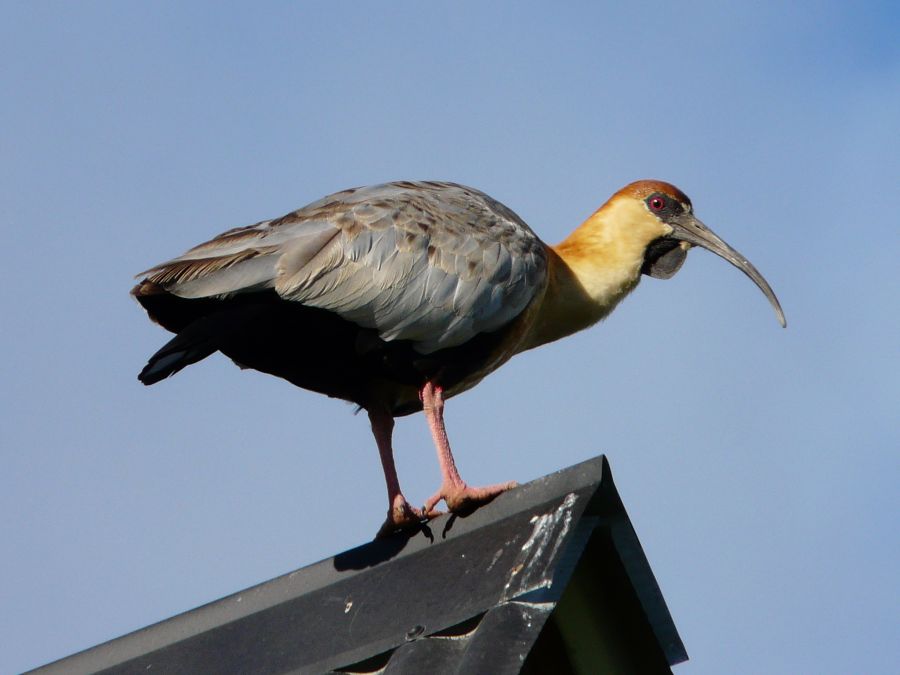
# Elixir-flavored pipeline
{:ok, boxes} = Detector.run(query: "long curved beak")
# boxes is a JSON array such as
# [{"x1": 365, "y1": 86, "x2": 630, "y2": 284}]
[{"x1": 671, "y1": 214, "x2": 786, "y2": 327}]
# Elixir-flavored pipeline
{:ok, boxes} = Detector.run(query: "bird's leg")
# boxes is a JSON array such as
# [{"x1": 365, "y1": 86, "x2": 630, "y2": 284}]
[
  {"x1": 420, "y1": 381, "x2": 517, "y2": 516},
  {"x1": 368, "y1": 409, "x2": 426, "y2": 537}
]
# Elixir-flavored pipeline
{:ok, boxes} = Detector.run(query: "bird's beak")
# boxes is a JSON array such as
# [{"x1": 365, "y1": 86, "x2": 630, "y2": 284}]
[{"x1": 670, "y1": 214, "x2": 787, "y2": 327}]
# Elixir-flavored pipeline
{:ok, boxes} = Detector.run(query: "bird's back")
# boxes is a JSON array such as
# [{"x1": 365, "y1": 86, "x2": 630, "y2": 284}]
[{"x1": 134, "y1": 181, "x2": 549, "y2": 414}]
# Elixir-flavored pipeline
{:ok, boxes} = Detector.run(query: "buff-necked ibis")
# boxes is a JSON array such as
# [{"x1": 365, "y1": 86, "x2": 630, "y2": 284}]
[{"x1": 133, "y1": 180, "x2": 785, "y2": 535}]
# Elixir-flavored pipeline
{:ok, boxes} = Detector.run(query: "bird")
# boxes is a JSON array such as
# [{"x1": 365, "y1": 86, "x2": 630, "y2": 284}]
[{"x1": 133, "y1": 179, "x2": 785, "y2": 536}]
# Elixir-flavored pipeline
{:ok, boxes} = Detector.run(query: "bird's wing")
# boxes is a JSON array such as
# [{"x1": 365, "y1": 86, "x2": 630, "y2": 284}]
[{"x1": 138, "y1": 181, "x2": 548, "y2": 353}]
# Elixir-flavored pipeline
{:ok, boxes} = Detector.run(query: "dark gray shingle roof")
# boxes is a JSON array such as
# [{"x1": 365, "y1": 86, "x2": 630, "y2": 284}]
[{"x1": 30, "y1": 455, "x2": 687, "y2": 674}]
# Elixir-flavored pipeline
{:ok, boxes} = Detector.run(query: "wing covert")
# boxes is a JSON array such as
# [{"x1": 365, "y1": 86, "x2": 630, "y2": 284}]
[{"x1": 138, "y1": 181, "x2": 549, "y2": 354}]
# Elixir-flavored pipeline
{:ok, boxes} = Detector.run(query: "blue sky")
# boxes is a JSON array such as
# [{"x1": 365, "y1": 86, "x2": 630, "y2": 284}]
[{"x1": 1, "y1": 2, "x2": 897, "y2": 673}]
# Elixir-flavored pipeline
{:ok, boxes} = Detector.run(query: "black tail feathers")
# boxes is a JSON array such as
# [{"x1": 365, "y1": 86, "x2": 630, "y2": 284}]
[{"x1": 138, "y1": 333, "x2": 217, "y2": 385}]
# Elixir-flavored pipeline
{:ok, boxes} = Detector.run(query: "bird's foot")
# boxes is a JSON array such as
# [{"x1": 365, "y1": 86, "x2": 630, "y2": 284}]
[
  {"x1": 375, "y1": 494, "x2": 433, "y2": 539},
  {"x1": 423, "y1": 479, "x2": 517, "y2": 517}
]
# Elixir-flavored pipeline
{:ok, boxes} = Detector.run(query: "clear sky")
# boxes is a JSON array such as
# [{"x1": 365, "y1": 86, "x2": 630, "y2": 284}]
[{"x1": 1, "y1": 2, "x2": 897, "y2": 673}]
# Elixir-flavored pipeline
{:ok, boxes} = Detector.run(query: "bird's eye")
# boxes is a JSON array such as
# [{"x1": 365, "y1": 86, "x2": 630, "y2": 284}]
[{"x1": 648, "y1": 195, "x2": 666, "y2": 212}]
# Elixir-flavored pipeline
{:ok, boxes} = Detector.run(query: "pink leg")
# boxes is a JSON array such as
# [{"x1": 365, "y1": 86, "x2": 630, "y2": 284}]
[
  {"x1": 420, "y1": 381, "x2": 517, "y2": 516},
  {"x1": 369, "y1": 409, "x2": 426, "y2": 537}
]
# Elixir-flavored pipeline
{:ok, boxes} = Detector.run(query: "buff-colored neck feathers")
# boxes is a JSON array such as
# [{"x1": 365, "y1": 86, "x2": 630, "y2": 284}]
[{"x1": 520, "y1": 192, "x2": 672, "y2": 351}]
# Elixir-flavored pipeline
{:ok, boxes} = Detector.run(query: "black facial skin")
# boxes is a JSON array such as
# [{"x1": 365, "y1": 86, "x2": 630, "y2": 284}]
[
  {"x1": 641, "y1": 237, "x2": 686, "y2": 278},
  {"x1": 640, "y1": 193, "x2": 690, "y2": 278},
  {"x1": 645, "y1": 192, "x2": 688, "y2": 221}
]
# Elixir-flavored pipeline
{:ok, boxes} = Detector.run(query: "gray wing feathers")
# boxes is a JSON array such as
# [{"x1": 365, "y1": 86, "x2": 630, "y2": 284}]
[
  {"x1": 143, "y1": 182, "x2": 548, "y2": 353},
  {"x1": 166, "y1": 255, "x2": 279, "y2": 298}
]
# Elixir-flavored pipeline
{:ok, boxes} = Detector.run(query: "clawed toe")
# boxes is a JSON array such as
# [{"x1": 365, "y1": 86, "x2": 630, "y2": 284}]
[
  {"x1": 424, "y1": 480, "x2": 517, "y2": 517},
  {"x1": 375, "y1": 497, "x2": 432, "y2": 539}
]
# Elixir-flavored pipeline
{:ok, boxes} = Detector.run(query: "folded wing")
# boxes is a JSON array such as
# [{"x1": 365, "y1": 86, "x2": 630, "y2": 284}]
[{"x1": 137, "y1": 181, "x2": 548, "y2": 354}]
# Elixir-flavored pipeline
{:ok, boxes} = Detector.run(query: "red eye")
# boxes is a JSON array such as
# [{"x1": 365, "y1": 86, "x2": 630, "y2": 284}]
[{"x1": 649, "y1": 196, "x2": 666, "y2": 211}]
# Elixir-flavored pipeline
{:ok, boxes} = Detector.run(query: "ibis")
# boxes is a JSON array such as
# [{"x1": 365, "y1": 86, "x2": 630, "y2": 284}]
[{"x1": 133, "y1": 180, "x2": 785, "y2": 535}]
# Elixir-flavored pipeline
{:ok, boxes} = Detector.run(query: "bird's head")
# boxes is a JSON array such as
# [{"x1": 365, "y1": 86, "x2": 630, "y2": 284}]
[{"x1": 594, "y1": 180, "x2": 786, "y2": 327}]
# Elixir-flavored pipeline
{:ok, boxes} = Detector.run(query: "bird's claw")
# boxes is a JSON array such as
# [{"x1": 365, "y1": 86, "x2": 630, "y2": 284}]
[
  {"x1": 423, "y1": 480, "x2": 518, "y2": 517},
  {"x1": 375, "y1": 496, "x2": 433, "y2": 539},
  {"x1": 374, "y1": 478, "x2": 518, "y2": 537}
]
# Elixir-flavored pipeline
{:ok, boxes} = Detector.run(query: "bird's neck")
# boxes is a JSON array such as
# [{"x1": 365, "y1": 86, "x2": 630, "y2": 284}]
[{"x1": 520, "y1": 201, "x2": 658, "y2": 351}]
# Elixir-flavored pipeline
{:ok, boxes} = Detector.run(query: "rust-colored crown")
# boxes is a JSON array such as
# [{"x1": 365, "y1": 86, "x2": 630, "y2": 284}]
[{"x1": 613, "y1": 179, "x2": 692, "y2": 207}]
